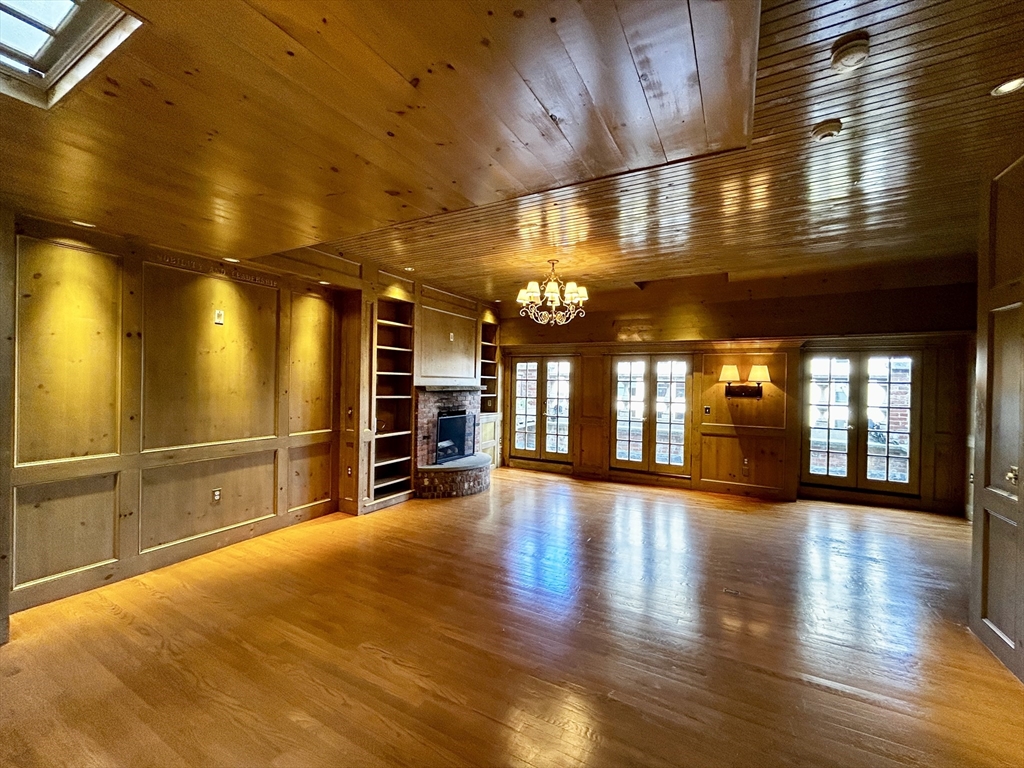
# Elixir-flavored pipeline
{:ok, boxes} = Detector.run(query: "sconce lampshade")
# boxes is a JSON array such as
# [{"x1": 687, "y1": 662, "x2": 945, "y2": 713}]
[
  {"x1": 748, "y1": 365, "x2": 771, "y2": 384},
  {"x1": 719, "y1": 365, "x2": 740, "y2": 383}
]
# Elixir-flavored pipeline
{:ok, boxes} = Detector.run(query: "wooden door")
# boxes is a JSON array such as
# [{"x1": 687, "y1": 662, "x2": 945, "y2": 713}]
[{"x1": 972, "y1": 154, "x2": 1023, "y2": 682}]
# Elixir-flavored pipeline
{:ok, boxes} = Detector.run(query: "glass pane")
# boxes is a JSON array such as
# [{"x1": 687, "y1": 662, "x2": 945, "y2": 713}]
[
  {"x1": 616, "y1": 360, "x2": 646, "y2": 464},
  {"x1": 867, "y1": 382, "x2": 888, "y2": 407},
  {"x1": 810, "y1": 428, "x2": 828, "y2": 452},
  {"x1": 557, "y1": 435, "x2": 568, "y2": 453},
  {"x1": 890, "y1": 383, "x2": 911, "y2": 407},
  {"x1": 809, "y1": 451, "x2": 828, "y2": 475},
  {"x1": 867, "y1": 431, "x2": 887, "y2": 456},
  {"x1": 889, "y1": 357, "x2": 912, "y2": 383},
  {"x1": 831, "y1": 358, "x2": 851, "y2": 381},
  {"x1": 0, "y1": 10, "x2": 50, "y2": 57},
  {"x1": 888, "y1": 458, "x2": 910, "y2": 483},
  {"x1": 655, "y1": 443, "x2": 669, "y2": 464},
  {"x1": 616, "y1": 441, "x2": 629, "y2": 460},
  {"x1": 829, "y1": 406, "x2": 849, "y2": 429},
  {"x1": 831, "y1": 383, "x2": 850, "y2": 405},
  {"x1": 868, "y1": 357, "x2": 889, "y2": 381},
  {"x1": 526, "y1": 434, "x2": 536, "y2": 451},
  {"x1": 889, "y1": 409, "x2": 910, "y2": 433},
  {"x1": 828, "y1": 429, "x2": 847, "y2": 452},
  {"x1": 889, "y1": 433, "x2": 910, "y2": 458},
  {"x1": 810, "y1": 405, "x2": 829, "y2": 428},
  {"x1": 629, "y1": 443, "x2": 643, "y2": 462},
  {"x1": 546, "y1": 435, "x2": 557, "y2": 453},
  {"x1": 866, "y1": 455, "x2": 887, "y2": 481},
  {"x1": 5, "y1": 1, "x2": 75, "y2": 30}
]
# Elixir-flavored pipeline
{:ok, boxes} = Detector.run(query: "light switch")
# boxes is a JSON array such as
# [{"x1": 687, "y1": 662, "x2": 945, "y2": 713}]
[
  {"x1": 211, "y1": 488, "x2": 222, "y2": 503},
  {"x1": 214, "y1": 309, "x2": 225, "y2": 325},
  {"x1": 704, "y1": 406, "x2": 711, "y2": 415},
  {"x1": 449, "y1": 332, "x2": 454, "y2": 341}
]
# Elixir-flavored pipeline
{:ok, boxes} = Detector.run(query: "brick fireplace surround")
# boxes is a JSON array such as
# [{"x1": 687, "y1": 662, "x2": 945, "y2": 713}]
[{"x1": 414, "y1": 387, "x2": 490, "y2": 498}]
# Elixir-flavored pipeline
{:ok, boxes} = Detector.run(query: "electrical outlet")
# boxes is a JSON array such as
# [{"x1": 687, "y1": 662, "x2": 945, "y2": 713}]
[
  {"x1": 704, "y1": 406, "x2": 711, "y2": 415},
  {"x1": 347, "y1": 466, "x2": 352, "y2": 477},
  {"x1": 211, "y1": 488, "x2": 222, "y2": 503},
  {"x1": 214, "y1": 309, "x2": 225, "y2": 325}
]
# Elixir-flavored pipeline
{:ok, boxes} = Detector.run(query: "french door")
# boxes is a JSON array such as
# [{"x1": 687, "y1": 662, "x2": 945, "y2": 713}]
[
  {"x1": 510, "y1": 358, "x2": 572, "y2": 461},
  {"x1": 610, "y1": 355, "x2": 691, "y2": 475},
  {"x1": 804, "y1": 351, "x2": 921, "y2": 493}
]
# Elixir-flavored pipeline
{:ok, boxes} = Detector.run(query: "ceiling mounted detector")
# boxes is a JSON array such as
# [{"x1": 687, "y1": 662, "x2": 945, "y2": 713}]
[
  {"x1": 831, "y1": 31, "x2": 870, "y2": 73},
  {"x1": 811, "y1": 119, "x2": 844, "y2": 142}
]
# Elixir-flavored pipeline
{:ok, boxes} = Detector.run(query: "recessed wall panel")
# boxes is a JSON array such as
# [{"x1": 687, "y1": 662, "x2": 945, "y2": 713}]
[
  {"x1": 703, "y1": 353, "x2": 787, "y2": 428},
  {"x1": 289, "y1": 293, "x2": 333, "y2": 434},
  {"x1": 701, "y1": 435, "x2": 785, "y2": 489},
  {"x1": 16, "y1": 238, "x2": 120, "y2": 463},
  {"x1": 143, "y1": 265, "x2": 278, "y2": 449},
  {"x1": 982, "y1": 510, "x2": 1019, "y2": 644},
  {"x1": 14, "y1": 474, "x2": 117, "y2": 587},
  {"x1": 140, "y1": 452, "x2": 276, "y2": 551},
  {"x1": 288, "y1": 442, "x2": 333, "y2": 510}
]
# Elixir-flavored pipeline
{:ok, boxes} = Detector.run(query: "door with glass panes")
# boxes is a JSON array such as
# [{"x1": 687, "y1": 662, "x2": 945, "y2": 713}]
[
  {"x1": 611, "y1": 356, "x2": 691, "y2": 475},
  {"x1": 510, "y1": 358, "x2": 572, "y2": 461},
  {"x1": 805, "y1": 352, "x2": 921, "y2": 493}
]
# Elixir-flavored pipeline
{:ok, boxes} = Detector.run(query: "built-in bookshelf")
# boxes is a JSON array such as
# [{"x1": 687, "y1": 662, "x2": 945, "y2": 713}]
[
  {"x1": 480, "y1": 321, "x2": 499, "y2": 414},
  {"x1": 373, "y1": 298, "x2": 414, "y2": 503}
]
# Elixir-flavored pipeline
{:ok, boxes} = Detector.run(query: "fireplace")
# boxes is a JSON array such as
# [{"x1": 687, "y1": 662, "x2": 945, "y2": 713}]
[
  {"x1": 414, "y1": 387, "x2": 490, "y2": 498},
  {"x1": 436, "y1": 410, "x2": 475, "y2": 464}
]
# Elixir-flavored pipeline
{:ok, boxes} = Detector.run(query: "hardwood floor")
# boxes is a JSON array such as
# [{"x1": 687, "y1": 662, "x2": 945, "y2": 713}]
[{"x1": 1, "y1": 468, "x2": 1021, "y2": 767}]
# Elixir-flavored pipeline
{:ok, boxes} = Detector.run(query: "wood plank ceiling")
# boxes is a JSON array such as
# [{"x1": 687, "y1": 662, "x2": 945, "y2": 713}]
[{"x1": 1, "y1": 1, "x2": 1022, "y2": 303}]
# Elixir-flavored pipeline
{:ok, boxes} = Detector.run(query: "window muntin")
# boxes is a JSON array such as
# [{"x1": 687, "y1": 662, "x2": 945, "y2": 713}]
[
  {"x1": 653, "y1": 360, "x2": 687, "y2": 467},
  {"x1": 5, "y1": 0, "x2": 75, "y2": 30},
  {"x1": 808, "y1": 357, "x2": 851, "y2": 478},
  {"x1": 865, "y1": 356, "x2": 912, "y2": 484},
  {"x1": 513, "y1": 361, "x2": 538, "y2": 452},
  {"x1": 544, "y1": 361, "x2": 570, "y2": 455},
  {"x1": 615, "y1": 360, "x2": 646, "y2": 463},
  {"x1": 0, "y1": 8, "x2": 52, "y2": 58}
]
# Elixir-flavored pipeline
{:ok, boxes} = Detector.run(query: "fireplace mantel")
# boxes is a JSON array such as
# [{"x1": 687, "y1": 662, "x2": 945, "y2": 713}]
[{"x1": 421, "y1": 385, "x2": 486, "y2": 392}]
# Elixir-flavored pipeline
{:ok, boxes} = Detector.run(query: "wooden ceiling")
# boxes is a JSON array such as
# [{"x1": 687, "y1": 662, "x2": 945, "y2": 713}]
[
  {"x1": 0, "y1": 0, "x2": 756, "y2": 267},
  {"x1": 1, "y1": 1, "x2": 1022, "y2": 303}
]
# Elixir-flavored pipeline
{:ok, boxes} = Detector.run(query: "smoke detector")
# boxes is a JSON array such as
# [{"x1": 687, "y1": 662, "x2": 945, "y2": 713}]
[
  {"x1": 811, "y1": 119, "x2": 843, "y2": 142},
  {"x1": 831, "y1": 31, "x2": 870, "y2": 74}
]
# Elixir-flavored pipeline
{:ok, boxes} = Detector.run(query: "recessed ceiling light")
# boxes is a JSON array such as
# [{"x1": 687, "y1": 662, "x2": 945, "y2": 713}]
[
  {"x1": 71, "y1": 220, "x2": 96, "y2": 227},
  {"x1": 318, "y1": 280, "x2": 330, "y2": 285},
  {"x1": 224, "y1": 257, "x2": 240, "y2": 263},
  {"x1": 830, "y1": 31, "x2": 870, "y2": 74},
  {"x1": 991, "y1": 76, "x2": 1024, "y2": 96},
  {"x1": 811, "y1": 119, "x2": 843, "y2": 141},
  {"x1": 403, "y1": 267, "x2": 415, "y2": 272}
]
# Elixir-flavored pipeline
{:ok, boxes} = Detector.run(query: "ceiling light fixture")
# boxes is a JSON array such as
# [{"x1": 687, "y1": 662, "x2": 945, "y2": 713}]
[
  {"x1": 223, "y1": 257, "x2": 240, "y2": 263},
  {"x1": 318, "y1": 280, "x2": 330, "y2": 285},
  {"x1": 991, "y1": 76, "x2": 1024, "y2": 96},
  {"x1": 516, "y1": 259, "x2": 588, "y2": 326},
  {"x1": 403, "y1": 267, "x2": 415, "y2": 272},
  {"x1": 71, "y1": 220, "x2": 96, "y2": 227},
  {"x1": 811, "y1": 119, "x2": 843, "y2": 141},
  {"x1": 830, "y1": 31, "x2": 870, "y2": 74}
]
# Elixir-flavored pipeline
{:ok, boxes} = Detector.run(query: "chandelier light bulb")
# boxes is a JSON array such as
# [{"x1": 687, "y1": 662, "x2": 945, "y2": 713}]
[{"x1": 517, "y1": 260, "x2": 588, "y2": 326}]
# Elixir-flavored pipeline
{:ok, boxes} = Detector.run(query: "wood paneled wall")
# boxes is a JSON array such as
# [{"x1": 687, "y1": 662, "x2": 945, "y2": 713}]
[
  {"x1": 3, "y1": 218, "x2": 344, "y2": 614},
  {"x1": 499, "y1": 258, "x2": 976, "y2": 346},
  {"x1": 504, "y1": 337, "x2": 970, "y2": 511}
]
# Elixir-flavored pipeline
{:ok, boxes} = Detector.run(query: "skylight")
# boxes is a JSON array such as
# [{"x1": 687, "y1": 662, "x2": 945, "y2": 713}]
[{"x1": 0, "y1": 0, "x2": 141, "y2": 108}]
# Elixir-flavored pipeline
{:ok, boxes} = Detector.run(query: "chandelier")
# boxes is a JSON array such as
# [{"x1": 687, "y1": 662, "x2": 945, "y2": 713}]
[{"x1": 516, "y1": 260, "x2": 588, "y2": 326}]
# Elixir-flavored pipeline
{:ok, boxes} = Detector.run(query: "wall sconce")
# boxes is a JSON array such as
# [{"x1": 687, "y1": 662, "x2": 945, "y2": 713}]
[{"x1": 720, "y1": 364, "x2": 770, "y2": 399}]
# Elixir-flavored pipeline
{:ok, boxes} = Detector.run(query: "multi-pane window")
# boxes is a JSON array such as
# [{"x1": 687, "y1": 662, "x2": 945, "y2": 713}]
[
  {"x1": 513, "y1": 361, "x2": 538, "y2": 452},
  {"x1": 611, "y1": 356, "x2": 690, "y2": 475},
  {"x1": 615, "y1": 360, "x2": 646, "y2": 463},
  {"x1": 808, "y1": 357, "x2": 851, "y2": 478},
  {"x1": 653, "y1": 360, "x2": 687, "y2": 467},
  {"x1": 511, "y1": 358, "x2": 573, "y2": 461},
  {"x1": 865, "y1": 356, "x2": 912, "y2": 484},
  {"x1": 804, "y1": 352, "x2": 918, "y2": 492},
  {"x1": 545, "y1": 361, "x2": 570, "y2": 455}
]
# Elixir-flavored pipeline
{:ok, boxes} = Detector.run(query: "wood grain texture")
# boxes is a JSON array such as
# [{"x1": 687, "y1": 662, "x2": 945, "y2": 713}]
[
  {"x1": 140, "y1": 452, "x2": 276, "y2": 551},
  {"x1": 289, "y1": 293, "x2": 334, "y2": 435},
  {"x1": 2, "y1": 469, "x2": 1022, "y2": 766},
  {"x1": 0, "y1": 0, "x2": 755, "y2": 269},
  {"x1": 287, "y1": 442, "x2": 333, "y2": 511},
  {"x1": 13, "y1": 475, "x2": 118, "y2": 587},
  {"x1": 415, "y1": 306, "x2": 479, "y2": 385},
  {"x1": 15, "y1": 238, "x2": 121, "y2": 464},
  {"x1": 142, "y1": 264, "x2": 278, "y2": 449},
  {"x1": 0, "y1": 207, "x2": 16, "y2": 644}
]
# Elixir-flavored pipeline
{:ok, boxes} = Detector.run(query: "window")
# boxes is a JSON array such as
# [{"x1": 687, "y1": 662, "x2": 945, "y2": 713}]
[
  {"x1": 611, "y1": 356, "x2": 691, "y2": 475},
  {"x1": 511, "y1": 358, "x2": 573, "y2": 461},
  {"x1": 0, "y1": 0, "x2": 141, "y2": 109},
  {"x1": 804, "y1": 352, "x2": 920, "y2": 493}
]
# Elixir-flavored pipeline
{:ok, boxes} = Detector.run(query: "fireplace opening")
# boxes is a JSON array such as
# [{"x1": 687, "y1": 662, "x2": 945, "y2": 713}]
[{"x1": 436, "y1": 410, "x2": 475, "y2": 464}]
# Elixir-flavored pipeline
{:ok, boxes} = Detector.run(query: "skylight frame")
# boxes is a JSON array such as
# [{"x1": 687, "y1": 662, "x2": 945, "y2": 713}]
[{"x1": 0, "y1": 0, "x2": 141, "y2": 109}]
